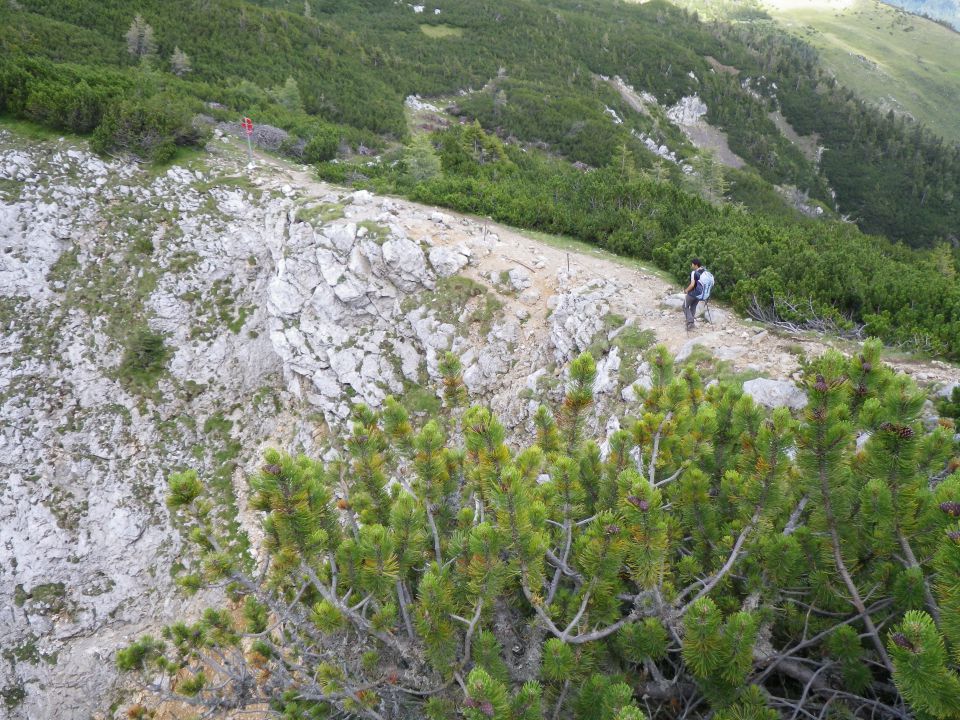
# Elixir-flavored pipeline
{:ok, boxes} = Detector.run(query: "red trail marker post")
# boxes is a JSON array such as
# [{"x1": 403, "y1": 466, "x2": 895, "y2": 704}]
[{"x1": 242, "y1": 117, "x2": 254, "y2": 163}]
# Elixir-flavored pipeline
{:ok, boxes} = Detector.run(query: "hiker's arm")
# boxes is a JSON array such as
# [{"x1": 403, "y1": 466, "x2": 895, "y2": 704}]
[{"x1": 684, "y1": 275, "x2": 695, "y2": 293}]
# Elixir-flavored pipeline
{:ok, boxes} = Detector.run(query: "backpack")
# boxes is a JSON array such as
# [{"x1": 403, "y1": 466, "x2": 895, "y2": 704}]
[{"x1": 697, "y1": 270, "x2": 714, "y2": 301}]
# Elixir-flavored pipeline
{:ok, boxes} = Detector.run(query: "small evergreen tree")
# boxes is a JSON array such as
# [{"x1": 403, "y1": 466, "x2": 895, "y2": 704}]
[
  {"x1": 125, "y1": 14, "x2": 156, "y2": 61},
  {"x1": 119, "y1": 342, "x2": 960, "y2": 719},
  {"x1": 169, "y1": 46, "x2": 191, "y2": 76}
]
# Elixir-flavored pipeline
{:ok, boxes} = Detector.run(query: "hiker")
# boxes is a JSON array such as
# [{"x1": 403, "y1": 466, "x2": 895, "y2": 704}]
[{"x1": 683, "y1": 257, "x2": 713, "y2": 330}]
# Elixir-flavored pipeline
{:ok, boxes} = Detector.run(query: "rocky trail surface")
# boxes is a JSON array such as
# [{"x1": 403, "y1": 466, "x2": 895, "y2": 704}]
[{"x1": 1, "y1": 128, "x2": 957, "y2": 719}]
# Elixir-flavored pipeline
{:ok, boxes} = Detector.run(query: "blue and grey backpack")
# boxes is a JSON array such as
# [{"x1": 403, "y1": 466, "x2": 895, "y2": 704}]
[{"x1": 697, "y1": 270, "x2": 714, "y2": 301}]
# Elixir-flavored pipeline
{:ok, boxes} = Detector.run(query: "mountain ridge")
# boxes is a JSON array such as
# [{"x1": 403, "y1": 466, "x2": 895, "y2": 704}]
[{"x1": 2, "y1": 123, "x2": 957, "y2": 718}]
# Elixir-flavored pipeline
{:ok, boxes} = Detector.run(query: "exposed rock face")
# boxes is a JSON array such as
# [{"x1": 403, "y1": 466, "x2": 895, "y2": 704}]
[
  {"x1": 0, "y1": 134, "x2": 299, "y2": 719},
  {"x1": 666, "y1": 95, "x2": 708, "y2": 126},
  {"x1": 2, "y1": 129, "x2": 956, "y2": 720},
  {"x1": 742, "y1": 378, "x2": 809, "y2": 410},
  {"x1": 549, "y1": 279, "x2": 621, "y2": 363}
]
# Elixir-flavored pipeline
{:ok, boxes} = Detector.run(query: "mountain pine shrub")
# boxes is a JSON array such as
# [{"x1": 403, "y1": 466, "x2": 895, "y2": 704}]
[{"x1": 120, "y1": 342, "x2": 959, "y2": 719}]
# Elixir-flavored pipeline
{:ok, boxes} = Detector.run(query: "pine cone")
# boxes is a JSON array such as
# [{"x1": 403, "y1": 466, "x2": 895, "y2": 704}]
[
  {"x1": 605, "y1": 523, "x2": 621, "y2": 535},
  {"x1": 881, "y1": 422, "x2": 914, "y2": 439},
  {"x1": 814, "y1": 375, "x2": 828, "y2": 392},
  {"x1": 947, "y1": 530, "x2": 960, "y2": 543},
  {"x1": 627, "y1": 495, "x2": 650, "y2": 512},
  {"x1": 939, "y1": 501, "x2": 960, "y2": 517},
  {"x1": 481, "y1": 701, "x2": 495, "y2": 718},
  {"x1": 891, "y1": 633, "x2": 917, "y2": 652},
  {"x1": 860, "y1": 360, "x2": 872, "y2": 373},
  {"x1": 262, "y1": 463, "x2": 282, "y2": 475}
]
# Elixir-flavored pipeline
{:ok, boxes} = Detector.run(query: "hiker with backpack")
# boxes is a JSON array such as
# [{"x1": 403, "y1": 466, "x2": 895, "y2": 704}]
[{"x1": 683, "y1": 258, "x2": 714, "y2": 330}]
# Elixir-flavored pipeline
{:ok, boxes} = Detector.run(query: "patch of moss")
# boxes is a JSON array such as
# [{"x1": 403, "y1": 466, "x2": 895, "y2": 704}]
[
  {"x1": 44, "y1": 487, "x2": 88, "y2": 532},
  {"x1": 297, "y1": 202, "x2": 345, "y2": 226},
  {"x1": 402, "y1": 275, "x2": 488, "y2": 326},
  {"x1": 118, "y1": 326, "x2": 169, "y2": 390},
  {"x1": 14, "y1": 582, "x2": 68, "y2": 615},
  {"x1": 358, "y1": 220, "x2": 390, "y2": 244},
  {"x1": 1, "y1": 683, "x2": 25, "y2": 711},
  {"x1": 400, "y1": 383, "x2": 442, "y2": 417},
  {"x1": 0, "y1": 177, "x2": 24, "y2": 201},
  {"x1": 169, "y1": 250, "x2": 201, "y2": 273},
  {"x1": 470, "y1": 294, "x2": 504, "y2": 335}
]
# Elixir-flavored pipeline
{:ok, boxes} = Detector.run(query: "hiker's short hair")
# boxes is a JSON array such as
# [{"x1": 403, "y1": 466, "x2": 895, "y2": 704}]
[{"x1": 691, "y1": 258, "x2": 703, "y2": 267}]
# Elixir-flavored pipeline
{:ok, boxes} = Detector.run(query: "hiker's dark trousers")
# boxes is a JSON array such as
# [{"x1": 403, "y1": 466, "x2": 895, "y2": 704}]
[{"x1": 684, "y1": 293, "x2": 699, "y2": 326}]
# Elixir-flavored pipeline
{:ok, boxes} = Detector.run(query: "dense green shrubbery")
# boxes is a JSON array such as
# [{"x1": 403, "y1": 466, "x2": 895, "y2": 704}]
[
  {"x1": 119, "y1": 344, "x2": 960, "y2": 719},
  {"x1": 321, "y1": 123, "x2": 959, "y2": 357},
  {"x1": 3, "y1": 0, "x2": 958, "y2": 351},
  {"x1": 5, "y1": 0, "x2": 959, "y2": 246},
  {"x1": 91, "y1": 93, "x2": 208, "y2": 161}
]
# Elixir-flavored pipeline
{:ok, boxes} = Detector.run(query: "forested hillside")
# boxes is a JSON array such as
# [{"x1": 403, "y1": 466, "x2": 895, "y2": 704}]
[{"x1": 1, "y1": 0, "x2": 958, "y2": 357}]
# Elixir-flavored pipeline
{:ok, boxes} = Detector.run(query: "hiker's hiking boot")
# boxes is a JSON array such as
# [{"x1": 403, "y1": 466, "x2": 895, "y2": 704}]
[{"x1": 686, "y1": 322, "x2": 694, "y2": 332}]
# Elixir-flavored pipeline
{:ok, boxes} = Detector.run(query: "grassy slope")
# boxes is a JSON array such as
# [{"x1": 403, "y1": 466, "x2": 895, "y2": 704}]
[{"x1": 763, "y1": 0, "x2": 960, "y2": 144}]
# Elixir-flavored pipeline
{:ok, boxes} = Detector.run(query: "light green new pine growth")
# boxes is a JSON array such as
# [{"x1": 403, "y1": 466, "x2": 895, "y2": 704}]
[
  {"x1": 621, "y1": 474, "x2": 669, "y2": 588},
  {"x1": 115, "y1": 636, "x2": 165, "y2": 672},
  {"x1": 574, "y1": 674, "x2": 634, "y2": 720},
  {"x1": 425, "y1": 697, "x2": 456, "y2": 720},
  {"x1": 356, "y1": 524, "x2": 399, "y2": 596},
  {"x1": 370, "y1": 602, "x2": 397, "y2": 634},
  {"x1": 933, "y1": 482, "x2": 960, "y2": 657},
  {"x1": 414, "y1": 420, "x2": 451, "y2": 504},
  {"x1": 720, "y1": 611, "x2": 758, "y2": 686},
  {"x1": 389, "y1": 493, "x2": 428, "y2": 573},
  {"x1": 847, "y1": 338, "x2": 892, "y2": 412},
  {"x1": 614, "y1": 707, "x2": 649, "y2": 720},
  {"x1": 648, "y1": 344, "x2": 674, "y2": 392},
  {"x1": 599, "y1": 429, "x2": 632, "y2": 511},
  {"x1": 893, "y1": 566, "x2": 929, "y2": 612},
  {"x1": 682, "y1": 598, "x2": 725, "y2": 679},
  {"x1": 546, "y1": 456, "x2": 586, "y2": 519},
  {"x1": 472, "y1": 630, "x2": 510, "y2": 685},
  {"x1": 414, "y1": 566, "x2": 459, "y2": 674},
  {"x1": 515, "y1": 446, "x2": 545, "y2": 483},
  {"x1": 177, "y1": 670, "x2": 206, "y2": 697},
  {"x1": 542, "y1": 638, "x2": 575, "y2": 682},
  {"x1": 579, "y1": 441, "x2": 603, "y2": 512},
  {"x1": 560, "y1": 352, "x2": 597, "y2": 450},
  {"x1": 464, "y1": 666, "x2": 511, "y2": 720},
  {"x1": 889, "y1": 610, "x2": 960, "y2": 719},
  {"x1": 383, "y1": 396, "x2": 413, "y2": 452},
  {"x1": 617, "y1": 617, "x2": 668, "y2": 663},
  {"x1": 463, "y1": 406, "x2": 510, "y2": 511},
  {"x1": 243, "y1": 596, "x2": 267, "y2": 634},
  {"x1": 490, "y1": 465, "x2": 545, "y2": 564},
  {"x1": 573, "y1": 511, "x2": 627, "y2": 602},
  {"x1": 439, "y1": 351, "x2": 469, "y2": 409},
  {"x1": 533, "y1": 405, "x2": 562, "y2": 456},
  {"x1": 466, "y1": 522, "x2": 510, "y2": 598},
  {"x1": 509, "y1": 681, "x2": 543, "y2": 720},
  {"x1": 599, "y1": 681, "x2": 635, "y2": 718},
  {"x1": 858, "y1": 477, "x2": 897, "y2": 555},
  {"x1": 310, "y1": 599, "x2": 345, "y2": 633},
  {"x1": 167, "y1": 470, "x2": 203, "y2": 508}
]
